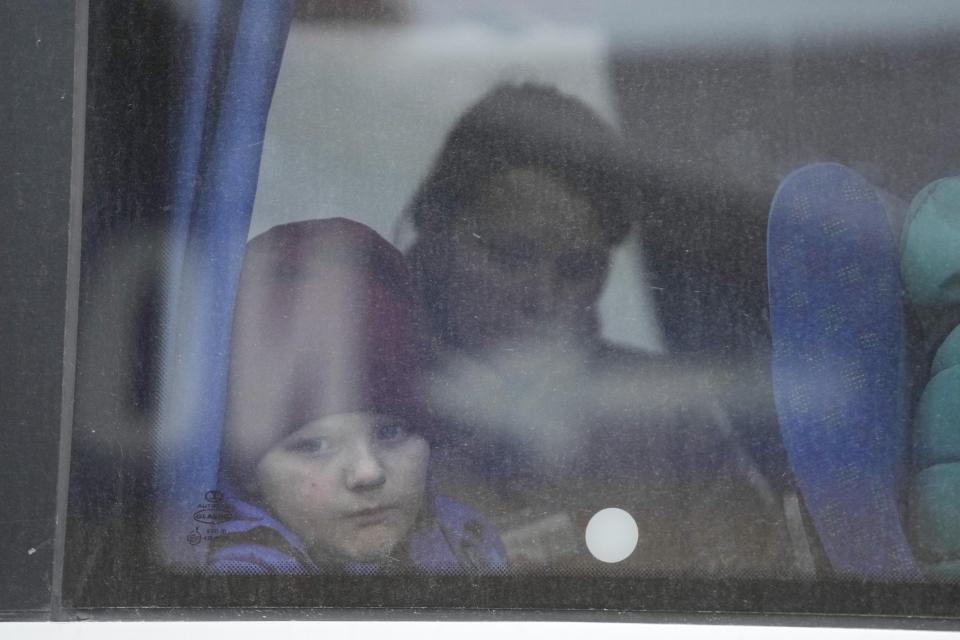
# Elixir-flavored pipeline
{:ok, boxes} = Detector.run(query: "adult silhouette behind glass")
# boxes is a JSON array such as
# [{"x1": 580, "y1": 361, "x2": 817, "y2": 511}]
[{"x1": 403, "y1": 83, "x2": 789, "y2": 574}]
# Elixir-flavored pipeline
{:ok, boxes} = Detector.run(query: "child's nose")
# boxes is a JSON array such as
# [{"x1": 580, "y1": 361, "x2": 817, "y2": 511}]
[{"x1": 344, "y1": 445, "x2": 387, "y2": 491}]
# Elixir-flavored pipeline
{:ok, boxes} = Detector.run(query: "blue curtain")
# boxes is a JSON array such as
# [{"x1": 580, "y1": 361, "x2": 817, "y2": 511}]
[{"x1": 153, "y1": 0, "x2": 295, "y2": 568}]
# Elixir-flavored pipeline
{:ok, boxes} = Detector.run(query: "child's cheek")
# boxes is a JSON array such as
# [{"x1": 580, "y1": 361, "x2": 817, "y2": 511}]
[{"x1": 290, "y1": 466, "x2": 339, "y2": 516}]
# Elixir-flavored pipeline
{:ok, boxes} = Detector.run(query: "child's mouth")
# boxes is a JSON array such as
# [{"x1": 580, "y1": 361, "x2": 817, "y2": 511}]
[{"x1": 348, "y1": 505, "x2": 397, "y2": 526}]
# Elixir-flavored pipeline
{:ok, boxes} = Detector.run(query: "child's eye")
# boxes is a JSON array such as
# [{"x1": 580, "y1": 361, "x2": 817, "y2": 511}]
[
  {"x1": 288, "y1": 437, "x2": 331, "y2": 456},
  {"x1": 376, "y1": 421, "x2": 410, "y2": 442}
]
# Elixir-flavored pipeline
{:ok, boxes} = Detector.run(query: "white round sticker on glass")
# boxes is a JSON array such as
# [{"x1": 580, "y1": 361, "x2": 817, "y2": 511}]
[{"x1": 585, "y1": 508, "x2": 638, "y2": 563}]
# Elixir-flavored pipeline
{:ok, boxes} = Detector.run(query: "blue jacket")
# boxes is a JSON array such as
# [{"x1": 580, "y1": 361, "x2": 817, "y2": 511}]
[{"x1": 207, "y1": 490, "x2": 508, "y2": 574}]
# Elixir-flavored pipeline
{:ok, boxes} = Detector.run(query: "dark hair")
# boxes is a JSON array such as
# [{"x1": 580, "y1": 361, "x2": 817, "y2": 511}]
[{"x1": 405, "y1": 83, "x2": 635, "y2": 246}]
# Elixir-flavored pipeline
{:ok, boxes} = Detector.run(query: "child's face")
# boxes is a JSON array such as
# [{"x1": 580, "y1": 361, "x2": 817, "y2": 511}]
[{"x1": 254, "y1": 411, "x2": 430, "y2": 564}]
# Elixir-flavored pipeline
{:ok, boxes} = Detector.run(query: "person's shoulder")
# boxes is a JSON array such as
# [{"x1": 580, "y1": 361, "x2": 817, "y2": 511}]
[
  {"x1": 431, "y1": 494, "x2": 510, "y2": 571},
  {"x1": 207, "y1": 539, "x2": 311, "y2": 575},
  {"x1": 206, "y1": 491, "x2": 316, "y2": 575},
  {"x1": 433, "y1": 494, "x2": 496, "y2": 533}
]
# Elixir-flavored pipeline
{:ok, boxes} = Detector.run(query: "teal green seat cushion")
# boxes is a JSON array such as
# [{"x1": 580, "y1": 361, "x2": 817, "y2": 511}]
[
  {"x1": 932, "y1": 324, "x2": 960, "y2": 377},
  {"x1": 901, "y1": 177, "x2": 960, "y2": 305},
  {"x1": 927, "y1": 559, "x2": 960, "y2": 581},
  {"x1": 913, "y1": 365, "x2": 960, "y2": 469},
  {"x1": 911, "y1": 462, "x2": 960, "y2": 559}
]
